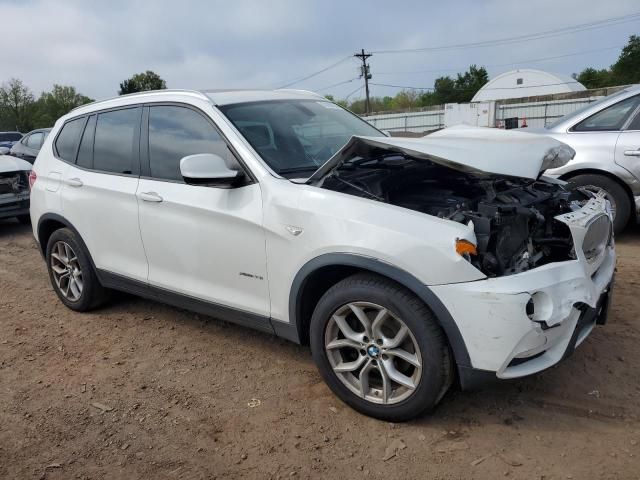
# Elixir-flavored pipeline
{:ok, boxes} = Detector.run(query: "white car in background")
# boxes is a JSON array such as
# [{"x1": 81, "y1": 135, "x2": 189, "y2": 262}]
[
  {"x1": 543, "y1": 84, "x2": 640, "y2": 233},
  {"x1": 0, "y1": 155, "x2": 32, "y2": 224},
  {"x1": 29, "y1": 89, "x2": 614, "y2": 421}
]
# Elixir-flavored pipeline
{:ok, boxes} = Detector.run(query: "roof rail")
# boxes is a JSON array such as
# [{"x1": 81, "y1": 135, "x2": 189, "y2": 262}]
[{"x1": 69, "y1": 89, "x2": 209, "y2": 113}]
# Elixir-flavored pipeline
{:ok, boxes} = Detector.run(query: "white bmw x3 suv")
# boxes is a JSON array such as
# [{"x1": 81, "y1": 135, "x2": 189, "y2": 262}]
[{"x1": 30, "y1": 89, "x2": 615, "y2": 421}]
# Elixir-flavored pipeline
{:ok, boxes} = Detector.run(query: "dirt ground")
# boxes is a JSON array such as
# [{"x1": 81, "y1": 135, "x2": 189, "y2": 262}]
[{"x1": 0, "y1": 220, "x2": 638, "y2": 480}]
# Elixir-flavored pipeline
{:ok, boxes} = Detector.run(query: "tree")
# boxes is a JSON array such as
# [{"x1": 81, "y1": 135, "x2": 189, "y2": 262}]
[
  {"x1": 0, "y1": 78, "x2": 35, "y2": 131},
  {"x1": 119, "y1": 71, "x2": 166, "y2": 95},
  {"x1": 33, "y1": 85, "x2": 93, "y2": 128},
  {"x1": 573, "y1": 68, "x2": 612, "y2": 89},
  {"x1": 454, "y1": 65, "x2": 488, "y2": 102},
  {"x1": 611, "y1": 35, "x2": 640, "y2": 85}
]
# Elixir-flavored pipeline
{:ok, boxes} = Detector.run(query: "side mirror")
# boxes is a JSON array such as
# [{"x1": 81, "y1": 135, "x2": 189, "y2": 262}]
[{"x1": 179, "y1": 153, "x2": 243, "y2": 187}]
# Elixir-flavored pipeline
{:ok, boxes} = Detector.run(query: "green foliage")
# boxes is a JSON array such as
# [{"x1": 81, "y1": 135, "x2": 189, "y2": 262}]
[
  {"x1": 0, "y1": 78, "x2": 35, "y2": 131},
  {"x1": 119, "y1": 71, "x2": 167, "y2": 95},
  {"x1": 0, "y1": 79, "x2": 93, "y2": 132},
  {"x1": 611, "y1": 35, "x2": 640, "y2": 85},
  {"x1": 573, "y1": 35, "x2": 640, "y2": 89},
  {"x1": 32, "y1": 85, "x2": 93, "y2": 128},
  {"x1": 573, "y1": 68, "x2": 612, "y2": 89}
]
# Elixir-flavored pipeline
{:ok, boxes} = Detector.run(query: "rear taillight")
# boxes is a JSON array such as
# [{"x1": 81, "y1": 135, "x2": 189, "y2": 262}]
[{"x1": 28, "y1": 170, "x2": 37, "y2": 190}]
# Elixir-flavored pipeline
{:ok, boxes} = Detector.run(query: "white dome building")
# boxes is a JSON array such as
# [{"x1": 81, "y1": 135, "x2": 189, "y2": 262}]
[{"x1": 471, "y1": 69, "x2": 586, "y2": 102}]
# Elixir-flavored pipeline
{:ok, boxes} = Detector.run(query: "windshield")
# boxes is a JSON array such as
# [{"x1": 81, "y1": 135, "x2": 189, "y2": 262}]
[
  {"x1": 545, "y1": 89, "x2": 630, "y2": 129},
  {"x1": 219, "y1": 100, "x2": 384, "y2": 177}
]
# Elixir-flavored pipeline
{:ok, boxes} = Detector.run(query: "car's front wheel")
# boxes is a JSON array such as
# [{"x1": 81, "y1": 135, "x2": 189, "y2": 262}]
[
  {"x1": 310, "y1": 273, "x2": 452, "y2": 422},
  {"x1": 567, "y1": 174, "x2": 631, "y2": 234},
  {"x1": 45, "y1": 228, "x2": 109, "y2": 311}
]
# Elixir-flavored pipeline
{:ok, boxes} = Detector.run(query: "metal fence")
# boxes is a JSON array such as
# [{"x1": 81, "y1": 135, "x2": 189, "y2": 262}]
[
  {"x1": 359, "y1": 86, "x2": 628, "y2": 133},
  {"x1": 362, "y1": 108, "x2": 445, "y2": 133},
  {"x1": 494, "y1": 97, "x2": 601, "y2": 129}
]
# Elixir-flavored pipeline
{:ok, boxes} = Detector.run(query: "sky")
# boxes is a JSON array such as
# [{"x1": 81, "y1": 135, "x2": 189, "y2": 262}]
[{"x1": 2, "y1": 0, "x2": 640, "y2": 102}]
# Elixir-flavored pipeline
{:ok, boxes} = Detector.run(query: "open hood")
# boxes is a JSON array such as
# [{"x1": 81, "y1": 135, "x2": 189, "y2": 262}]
[{"x1": 306, "y1": 125, "x2": 575, "y2": 184}]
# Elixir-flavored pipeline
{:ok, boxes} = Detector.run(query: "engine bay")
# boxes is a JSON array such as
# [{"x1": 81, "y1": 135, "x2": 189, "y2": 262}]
[{"x1": 320, "y1": 154, "x2": 584, "y2": 277}]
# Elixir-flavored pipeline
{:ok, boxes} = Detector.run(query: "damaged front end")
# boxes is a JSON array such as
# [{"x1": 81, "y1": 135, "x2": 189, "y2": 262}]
[
  {"x1": 0, "y1": 169, "x2": 31, "y2": 219},
  {"x1": 309, "y1": 129, "x2": 610, "y2": 278}
]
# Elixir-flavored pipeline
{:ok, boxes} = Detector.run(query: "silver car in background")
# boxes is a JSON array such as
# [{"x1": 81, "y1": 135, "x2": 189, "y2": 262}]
[{"x1": 543, "y1": 85, "x2": 640, "y2": 233}]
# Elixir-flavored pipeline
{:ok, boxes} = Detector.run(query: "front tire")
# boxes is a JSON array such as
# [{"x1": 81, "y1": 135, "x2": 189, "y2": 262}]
[
  {"x1": 310, "y1": 273, "x2": 452, "y2": 422},
  {"x1": 567, "y1": 174, "x2": 631, "y2": 234},
  {"x1": 46, "y1": 228, "x2": 109, "y2": 311}
]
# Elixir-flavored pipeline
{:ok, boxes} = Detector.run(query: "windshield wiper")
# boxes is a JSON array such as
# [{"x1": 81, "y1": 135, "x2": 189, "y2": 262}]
[{"x1": 278, "y1": 166, "x2": 320, "y2": 175}]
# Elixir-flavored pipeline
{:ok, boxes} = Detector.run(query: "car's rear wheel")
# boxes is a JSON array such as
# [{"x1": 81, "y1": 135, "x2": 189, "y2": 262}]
[
  {"x1": 310, "y1": 273, "x2": 452, "y2": 422},
  {"x1": 46, "y1": 228, "x2": 109, "y2": 311},
  {"x1": 17, "y1": 214, "x2": 31, "y2": 225},
  {"x1": 567, "y1": 174, "x2": 631, "y2": 234}
]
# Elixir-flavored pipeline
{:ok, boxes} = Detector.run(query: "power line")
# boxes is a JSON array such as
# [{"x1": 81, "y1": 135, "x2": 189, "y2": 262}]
[
  {"x1": 370, "y1": 80, "x2": 585, "y2": 91},
  {"x1": 344, "y1": 84, "x2": 364, "y2": 100},
  {"x1": 315, "y1": 77, "x2": 359, "y2": 92},
  {"x1": 371, "y1": 12, "x2": 640, "y2": 54},
  {"x1": 373, "y1": 45, "x2": 623, "y2": 75},
  {"x1": 278, "y1": 55, "x2": 353, "y2": 89}
]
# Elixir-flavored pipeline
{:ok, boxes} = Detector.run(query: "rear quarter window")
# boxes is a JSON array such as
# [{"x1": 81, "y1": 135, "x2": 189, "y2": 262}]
[{"x1": 55, "y1": 118, "x2": 86, "y2": 162}]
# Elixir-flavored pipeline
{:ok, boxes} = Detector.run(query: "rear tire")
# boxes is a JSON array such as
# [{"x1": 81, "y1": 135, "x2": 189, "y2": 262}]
[
  {"x1": 567, "y1": 174, "x2": 631, "y2": 234},
  {"x1": 310, "y1": 273, "x2": 452, "y2": 422},
  {"x1": 45, "y1": 228, "x2": 109, "y2": 311},
  {"x1": 17, "y1": 214, "x2": 31, "y2": 225}
]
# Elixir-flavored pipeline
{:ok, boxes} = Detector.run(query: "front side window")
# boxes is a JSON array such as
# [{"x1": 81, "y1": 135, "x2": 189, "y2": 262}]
[
  {"x1": 573, "y1": 95, "x2": 640, "y2": 132},
  {"x1": 55, "y1": 118, "x2": 85, "y2": 162},
  {"x1": 148, "y1": 105, "x2": 233, "y2": 181},
  {"x1": 94, "y1": 108, "x2": 140, "y2": 174},
  {"x1": 219, "y1": 100, "x2": 383, "y2": 177},
  {"x1": 25, "y1": 132, "x2": 44, "y2": 148}
]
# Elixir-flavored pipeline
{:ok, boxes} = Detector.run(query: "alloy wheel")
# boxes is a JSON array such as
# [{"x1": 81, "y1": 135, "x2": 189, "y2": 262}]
[
  {"x1": 50, "y1": 241, "x2": 83, "y2": 302},
  {"x1": 324, "y1": 301, "x2": 422, "y2": 405}
]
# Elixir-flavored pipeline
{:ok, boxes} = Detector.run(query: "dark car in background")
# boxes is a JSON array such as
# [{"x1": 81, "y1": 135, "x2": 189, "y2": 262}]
[
  {"x1": 10, "y1": 128, "x2": 51, "y2": 163},
  {"x1": 0, "y1": 131, "x2": 23, "y2": 151}
]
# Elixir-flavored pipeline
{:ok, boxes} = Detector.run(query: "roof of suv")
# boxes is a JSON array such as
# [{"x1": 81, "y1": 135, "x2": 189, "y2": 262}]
[{"x1": 67, "y1": 88, "x2": 325, "y2": 119}]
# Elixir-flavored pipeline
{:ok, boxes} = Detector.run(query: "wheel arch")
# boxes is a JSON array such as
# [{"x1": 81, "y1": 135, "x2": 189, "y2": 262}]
[
  {"x1": 288, "y1": 253, "x2": 472, "y2": 370},
  {"x1": 559, "y1": 168, "x2": 634, "y2": 208},
  {"x1": 37, "y1": 213, "x2": 98, "y2": 272}
]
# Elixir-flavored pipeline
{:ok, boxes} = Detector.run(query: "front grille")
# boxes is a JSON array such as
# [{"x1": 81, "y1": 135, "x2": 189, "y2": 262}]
[{"x1": 582, "y1": 214, "x2": 612, "y2": 263}]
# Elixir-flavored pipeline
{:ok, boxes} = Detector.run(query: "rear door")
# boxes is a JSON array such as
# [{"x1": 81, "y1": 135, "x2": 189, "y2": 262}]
[
  {"x1": 136, "y1": 103, "x2": 269, "y2": 317},
  {"x1": 614, "y1": 96, "x2": 640, "y2": 181},
  {"x1": 59, "y1": 107, "x2": 148, "y2": 282}
]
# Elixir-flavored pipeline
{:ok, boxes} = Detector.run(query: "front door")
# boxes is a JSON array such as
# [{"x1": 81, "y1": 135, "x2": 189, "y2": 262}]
[{"x1": 136, "y1": 104, "x2": 269, "y2": 318}]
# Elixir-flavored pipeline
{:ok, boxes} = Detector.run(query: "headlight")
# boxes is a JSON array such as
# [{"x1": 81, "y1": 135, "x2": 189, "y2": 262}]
[
  {"x1": 582, "y1": 214, "x2": 612, "y2": 262},
  {"x1": 455, "y1": 239, "x2": 477, "y2": 260}
]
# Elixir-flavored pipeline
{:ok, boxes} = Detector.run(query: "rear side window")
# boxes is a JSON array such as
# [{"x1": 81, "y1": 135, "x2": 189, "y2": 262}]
[
  {"x1": 76, "y1": 115, "x2": 96, "y2": 169},
  {"x1": 26, "y1": 132, "x2": 44, "y2": 148},
  {"x1": 55, "y1": 118, "x2": 85, "y2": 162},
  {"x1": 573, "y1": 95, "x2": 640, "y2": 132},
  {"x1": 147, "y1": 105, "x2": 232, "y2": 181},
  {"x1": 94, "y1": 108, "x2": 140, "y2": 174}
]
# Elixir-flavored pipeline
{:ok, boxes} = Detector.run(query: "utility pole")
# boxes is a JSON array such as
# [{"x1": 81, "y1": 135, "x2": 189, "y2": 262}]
[{"x1": 354, "y1": 49, "x2": 372, "y2": 114}]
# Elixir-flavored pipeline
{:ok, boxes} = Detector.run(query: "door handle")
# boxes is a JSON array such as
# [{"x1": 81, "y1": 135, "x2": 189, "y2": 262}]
[
  {"x1": 139, "y1": 191, "x2": 163, "y2": 203},
  {"x1": 66, "y1": 177, "x2": 83, "y2": 187},
  {"x1": 624, "y1": 149, "x2": 640, "y2": 157}
]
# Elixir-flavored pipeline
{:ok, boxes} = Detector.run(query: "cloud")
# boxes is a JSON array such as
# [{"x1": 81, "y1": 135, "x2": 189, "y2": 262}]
[{"x1": 1, "y1": 0, "x2": 638, "y2": 100}]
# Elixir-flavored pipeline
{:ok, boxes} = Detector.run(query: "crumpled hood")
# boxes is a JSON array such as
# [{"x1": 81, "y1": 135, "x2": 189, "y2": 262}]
[
  {"x1": 307, "y1": 125, "x2": 575, "y2": 184},
  {"x1": 0, "y1": 155, "x2": 32, "y2": 174}
]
